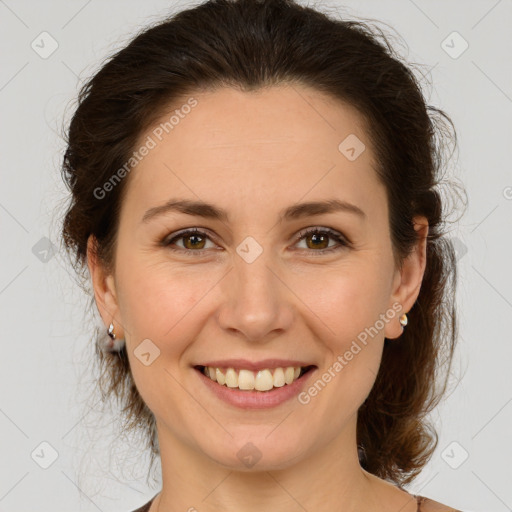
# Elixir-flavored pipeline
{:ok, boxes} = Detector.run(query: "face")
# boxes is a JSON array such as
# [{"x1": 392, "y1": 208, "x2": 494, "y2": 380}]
[{"x1": 88, "y1": 84, "x2": 427, "y2": 472}]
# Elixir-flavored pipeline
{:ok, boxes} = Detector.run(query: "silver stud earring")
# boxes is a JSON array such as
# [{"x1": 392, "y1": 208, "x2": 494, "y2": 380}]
[
  {"x1": 104, "y1": 321, "x2": 125, "y2": 352},
  {"x1": 107, "y1": 322, "x2": 116, "y2": 340}
]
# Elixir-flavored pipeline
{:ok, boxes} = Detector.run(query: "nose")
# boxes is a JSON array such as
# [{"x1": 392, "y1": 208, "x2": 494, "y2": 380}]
[{"x1": 216, "y1": 252, "x2": 295, "y2": 342}]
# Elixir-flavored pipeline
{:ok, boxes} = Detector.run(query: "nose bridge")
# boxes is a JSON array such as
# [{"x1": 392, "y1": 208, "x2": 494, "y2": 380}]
[
  {"x1": 236, "y1": 246, "x2": 276, "y2": 298},
  {"x1": 217, "y1": 243, "x2": 293, "y2": 340},
  {"x1": 233, "y1": 231, "x2": 279, "y2": 297}
]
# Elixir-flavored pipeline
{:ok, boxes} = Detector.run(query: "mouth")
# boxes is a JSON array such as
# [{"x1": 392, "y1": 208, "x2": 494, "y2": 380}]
[{"x1": 193, "y1": 364, "x2": 317, "y2": 392}]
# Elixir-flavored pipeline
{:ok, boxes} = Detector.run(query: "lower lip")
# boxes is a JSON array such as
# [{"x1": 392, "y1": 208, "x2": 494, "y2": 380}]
[{"x1": 194, "y1": 367, "x2": 317, "y2": 409}]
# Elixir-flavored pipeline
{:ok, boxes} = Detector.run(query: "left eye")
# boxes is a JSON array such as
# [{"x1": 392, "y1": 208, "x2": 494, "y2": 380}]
[
  {"x1": 163, "y1": 227, "x2": 350, "y2": 256},
  {"x1": 294, "y1": 227, "x2": 349, "y2": 253}
]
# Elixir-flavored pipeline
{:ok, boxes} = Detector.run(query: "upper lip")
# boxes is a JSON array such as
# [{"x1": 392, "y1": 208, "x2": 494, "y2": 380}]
[{"x1": 195, "y1": 359, "x2": 316, "y2": 371}]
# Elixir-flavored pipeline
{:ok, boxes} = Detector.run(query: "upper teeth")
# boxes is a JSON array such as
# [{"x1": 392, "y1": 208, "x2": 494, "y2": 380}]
[{"x1": 202, "y1": 366, "x2": 303, "y2": 391}]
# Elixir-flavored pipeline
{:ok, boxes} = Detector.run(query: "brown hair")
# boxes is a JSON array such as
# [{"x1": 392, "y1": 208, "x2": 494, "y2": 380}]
[{"x1": 59, "y1": 0, "x2": 466, "y2": 487}]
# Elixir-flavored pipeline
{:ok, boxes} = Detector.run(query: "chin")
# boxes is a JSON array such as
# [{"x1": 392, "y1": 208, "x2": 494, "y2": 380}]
[{"x1": 198, "y1": 430, "x2": 308, "y2": 472}]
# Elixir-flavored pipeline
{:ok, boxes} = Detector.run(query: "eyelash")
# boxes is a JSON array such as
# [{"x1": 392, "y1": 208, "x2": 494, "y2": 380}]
[{"x1": 162, "y1": 226, "x2": 350, "y2": 257}]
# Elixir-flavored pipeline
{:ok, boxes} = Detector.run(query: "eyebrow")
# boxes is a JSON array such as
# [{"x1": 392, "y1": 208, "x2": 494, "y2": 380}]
[{"x1": 141, "y1": 198, "x2": 367, "y2": 224}]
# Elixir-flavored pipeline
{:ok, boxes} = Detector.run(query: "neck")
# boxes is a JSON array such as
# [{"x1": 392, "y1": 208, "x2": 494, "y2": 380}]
[{"x1": 153, "y1": 418, "x2": 383, "y2": 512}]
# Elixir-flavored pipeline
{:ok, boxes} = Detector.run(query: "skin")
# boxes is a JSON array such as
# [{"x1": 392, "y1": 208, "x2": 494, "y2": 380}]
[{"x1": 86, "y1": 84, "x2": 443, "y2": 512}]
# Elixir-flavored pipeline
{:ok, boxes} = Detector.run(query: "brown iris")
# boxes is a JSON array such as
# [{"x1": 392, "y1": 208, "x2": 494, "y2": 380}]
[{"x1": 305, "y1": 232, "x2": 329, "y2": 250}]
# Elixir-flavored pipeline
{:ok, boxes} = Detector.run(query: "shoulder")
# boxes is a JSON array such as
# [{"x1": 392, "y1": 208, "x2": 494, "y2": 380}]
[
  {"x1": 131, "y1": 495, "x2": 157, "y2": 512},
  {"x1": 130, "y1": 503, "x2": 151, "y2": 512},
  {"x1": 416, "y1": 495, "x2": 463, "y2": 512}
]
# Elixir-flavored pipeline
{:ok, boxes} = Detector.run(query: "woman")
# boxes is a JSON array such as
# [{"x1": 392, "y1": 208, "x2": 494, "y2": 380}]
[{"x1": 60, "y1": 0, "x2": 465, "y2": 510}]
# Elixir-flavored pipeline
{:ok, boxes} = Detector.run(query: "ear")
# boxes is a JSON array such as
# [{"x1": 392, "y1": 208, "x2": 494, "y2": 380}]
[
  {"x1": 86, "y1": 235, "x2": 123, "y2": 338},
  {"x1": 384, "y1": 216, "x2": 429, "y2": 340}
]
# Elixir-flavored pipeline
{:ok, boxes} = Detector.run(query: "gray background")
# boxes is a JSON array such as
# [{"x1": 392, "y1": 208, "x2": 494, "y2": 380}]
[{"x1": 1, "y1": 1, "x2": 511, "y2": 511}]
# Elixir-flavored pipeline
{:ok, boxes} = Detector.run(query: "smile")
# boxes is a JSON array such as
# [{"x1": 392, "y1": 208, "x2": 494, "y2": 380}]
[
  {"x1": 193, "y1": 364, "x2": 317, "y2": 409},
  {"x1": 196, "y1": 365, "x2": 315, "y2": 391}
]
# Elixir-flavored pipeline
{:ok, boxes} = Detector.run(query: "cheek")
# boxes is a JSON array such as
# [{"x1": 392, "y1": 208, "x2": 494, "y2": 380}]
[
  {"x1": 309, "y1": 265, "x2": 390, "y2": 341},
  {"x1": 304, "y1": 267, "x2": 388, "y2": 393},
  {"x1": 115, "y1": 253, "x2": 209, "y2": 340},
  {"x1": 116, "y1": 262, "x2": 209, "y2": 418}
]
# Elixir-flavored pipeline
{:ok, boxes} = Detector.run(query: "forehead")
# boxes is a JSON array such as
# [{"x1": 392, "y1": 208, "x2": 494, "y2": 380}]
[{"x1": 122, "y1": 84, "x2": 384, "y2": 224}]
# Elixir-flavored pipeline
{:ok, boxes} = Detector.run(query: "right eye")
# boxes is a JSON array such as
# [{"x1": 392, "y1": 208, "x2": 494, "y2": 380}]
[{"x1": 163, "y1": 228, "x2": 216, "y2": 255}]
